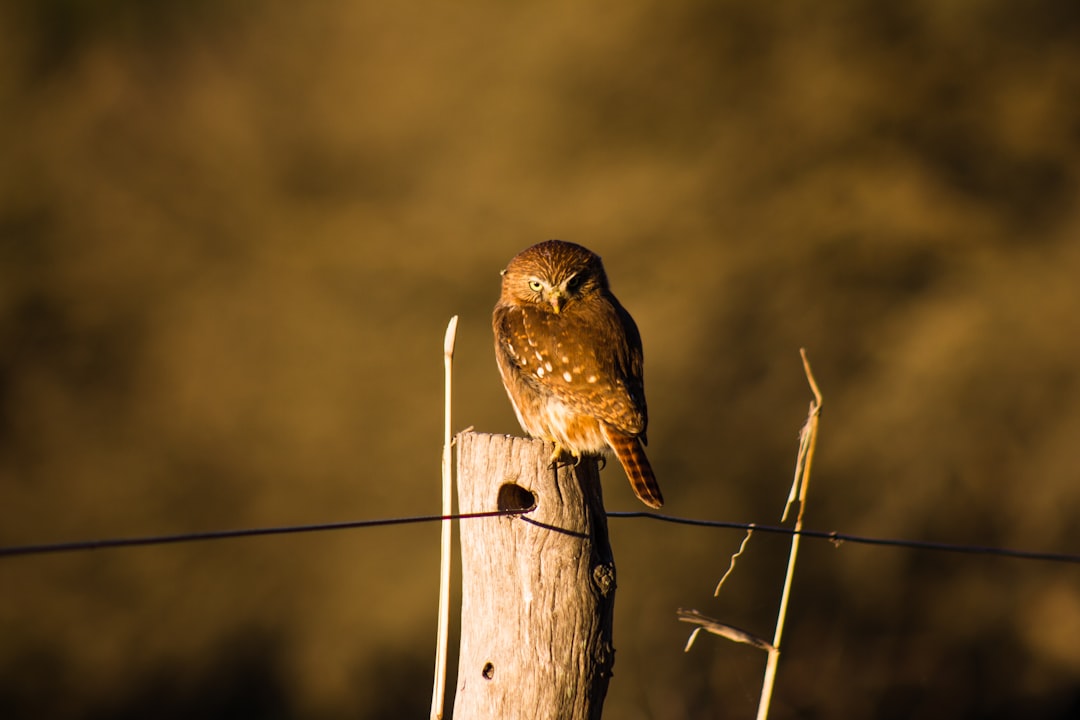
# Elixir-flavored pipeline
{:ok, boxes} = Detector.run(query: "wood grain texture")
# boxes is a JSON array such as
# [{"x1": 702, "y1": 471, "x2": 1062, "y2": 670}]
[{"x1": 453, "y1": 431, "x2": 615, "y2": 720}]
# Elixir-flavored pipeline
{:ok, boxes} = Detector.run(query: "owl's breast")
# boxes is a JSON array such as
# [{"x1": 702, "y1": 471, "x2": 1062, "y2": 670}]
[{"x1": 513, "y1": 385, "x2": 608, "y2": 456}]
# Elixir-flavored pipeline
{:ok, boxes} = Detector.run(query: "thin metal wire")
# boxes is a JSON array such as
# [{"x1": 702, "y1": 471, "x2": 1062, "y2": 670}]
[
  {"x1": 607, "y1": 512, "x2": 1080, "y2": 565},
  {"x1": 2, "y1": 509, "x2": 1079, "y2": 565},
  {"x1": 0, "y1": 509, "x2": 527, "y2": 559}
]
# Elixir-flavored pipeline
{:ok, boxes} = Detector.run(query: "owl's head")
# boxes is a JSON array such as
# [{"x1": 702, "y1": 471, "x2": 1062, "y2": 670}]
[{"x1": 500, "y1": 240, "x2": 609, "y2": 314}]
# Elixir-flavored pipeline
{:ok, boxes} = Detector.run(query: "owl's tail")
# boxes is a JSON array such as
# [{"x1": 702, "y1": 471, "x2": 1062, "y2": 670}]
[{"x1": 601, "y1": 425, "x2": 664, "y2": 509}]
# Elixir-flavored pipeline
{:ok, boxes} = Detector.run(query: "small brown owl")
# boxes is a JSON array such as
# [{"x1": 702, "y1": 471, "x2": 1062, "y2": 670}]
[{"x1": 493, "y1": 239, "x2": 663, "y2": 508}]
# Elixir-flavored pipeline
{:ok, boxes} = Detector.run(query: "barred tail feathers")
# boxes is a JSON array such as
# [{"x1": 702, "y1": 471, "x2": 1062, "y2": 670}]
[{"x1": 600, "y1": 425, "x2": 664, "y2": 509}]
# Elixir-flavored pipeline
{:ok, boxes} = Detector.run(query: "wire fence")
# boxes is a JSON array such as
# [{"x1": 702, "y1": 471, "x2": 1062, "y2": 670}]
[{"x1": 2, "y1": 508, "x2": 1078, "y2": 564}]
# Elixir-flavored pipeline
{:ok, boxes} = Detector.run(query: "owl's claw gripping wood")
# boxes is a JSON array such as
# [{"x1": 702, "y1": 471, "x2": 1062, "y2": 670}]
[
  {"x1": 493, "y1": 239, "x2": 664, "y2": 508},
  {"x1": 547, "y1": 443, "x2": 580, "y2": 470},
  {"x1": 548, "y1": 443, "x2": 567, "y2": 466}
]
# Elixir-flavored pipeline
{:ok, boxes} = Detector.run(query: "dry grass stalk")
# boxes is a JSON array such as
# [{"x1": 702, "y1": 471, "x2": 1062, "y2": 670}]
[
  {"x1": 678, "y1": 609, "x2": 776, "y2": 652},
  {"x1": 679, "y1": 349, "x2": 823, "y2": 719},
  {"x1": 756, "y1": 348, "x2": 822, "y2": 720},
  {"x1": 430, "y1": 315, "x2": 459, "y2": 720},
  {"x1": 713, "y1": 527, "x2": 755, "y2": 596}
]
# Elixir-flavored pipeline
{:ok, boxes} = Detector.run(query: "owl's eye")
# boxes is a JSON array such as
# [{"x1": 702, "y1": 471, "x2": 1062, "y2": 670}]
[
  {"x1": 565, "y1": 275, "x2": 582, "y2": 290},
  {"x1": 528, "y1": 279, "x2": 544, "y2": 292}
]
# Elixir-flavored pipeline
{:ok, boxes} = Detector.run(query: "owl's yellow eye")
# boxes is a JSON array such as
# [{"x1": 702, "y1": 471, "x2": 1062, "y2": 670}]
[{"x1": 528, "y1": 279, "x2": 544, "y2": 292}]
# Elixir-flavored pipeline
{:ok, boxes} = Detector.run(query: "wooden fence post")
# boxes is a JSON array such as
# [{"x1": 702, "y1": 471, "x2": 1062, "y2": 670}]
[{"x1": 453, "y1": 431, "x2": 616, "y2": 720}]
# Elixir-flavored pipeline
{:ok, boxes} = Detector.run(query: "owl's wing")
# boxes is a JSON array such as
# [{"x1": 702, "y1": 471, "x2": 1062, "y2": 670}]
[
  {"x1": 608, "y1": 297, "x2": 648, "y2": 441},
  {"x1": 498, "y1": 300, "x2": 647, "y2": 437}
]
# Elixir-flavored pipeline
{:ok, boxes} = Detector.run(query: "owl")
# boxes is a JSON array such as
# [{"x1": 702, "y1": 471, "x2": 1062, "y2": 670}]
[{"x1": 492, "y1": 239, "x2": 663, "y2": 508}]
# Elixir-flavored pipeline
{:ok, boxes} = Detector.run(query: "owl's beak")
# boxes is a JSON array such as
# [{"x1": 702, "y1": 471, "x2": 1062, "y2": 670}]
[{"x1": 548, "y1": 290, "x2": 566, "y2": 314}]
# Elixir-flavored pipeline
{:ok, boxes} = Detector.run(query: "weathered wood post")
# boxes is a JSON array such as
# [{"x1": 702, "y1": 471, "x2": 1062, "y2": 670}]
[{"x1": 453, "y1": 431, "x2": 616, "y2": 720}]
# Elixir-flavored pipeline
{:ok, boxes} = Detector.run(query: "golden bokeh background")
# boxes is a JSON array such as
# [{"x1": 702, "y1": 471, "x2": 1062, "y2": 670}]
[{"x1": 2, "y1": 1, "x2": 1079, "y2": 718}]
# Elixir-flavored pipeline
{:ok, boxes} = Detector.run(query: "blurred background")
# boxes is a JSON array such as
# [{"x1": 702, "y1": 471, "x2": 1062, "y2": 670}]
[{"x1": 1, "y1": 1, "x2": 1079, "y2": 717}]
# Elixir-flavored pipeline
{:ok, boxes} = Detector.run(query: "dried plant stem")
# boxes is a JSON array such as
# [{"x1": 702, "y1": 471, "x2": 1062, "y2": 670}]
[
  {"x1": 713, "y1": 527, "x2": 754, "y2": 596},
  {"x1": 756, "y1": 349, "x2": 822, "y2": 720},
  {"x1": 430, "y1": 315, "x2": 459, "y2": 720}
]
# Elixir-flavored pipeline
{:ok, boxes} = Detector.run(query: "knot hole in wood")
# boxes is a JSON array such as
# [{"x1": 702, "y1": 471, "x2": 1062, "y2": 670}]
[{"x1": 497, "y1": 481, "x2": 537, "y2": 513}]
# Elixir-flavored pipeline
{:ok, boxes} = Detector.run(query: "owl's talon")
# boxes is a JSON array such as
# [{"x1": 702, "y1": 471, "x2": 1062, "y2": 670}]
[
  {"x1": 553, "y1": 457, "x2": 576, "y2": 470},
  {"x1": 547, "y1": 443, "x2": 581, "y2": 470}
]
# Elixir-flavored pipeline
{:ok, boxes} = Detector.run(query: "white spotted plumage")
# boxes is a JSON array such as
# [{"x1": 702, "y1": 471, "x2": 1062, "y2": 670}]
[{"x1": 492, "y1": 239, "x2": 664, "y2": 508}]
